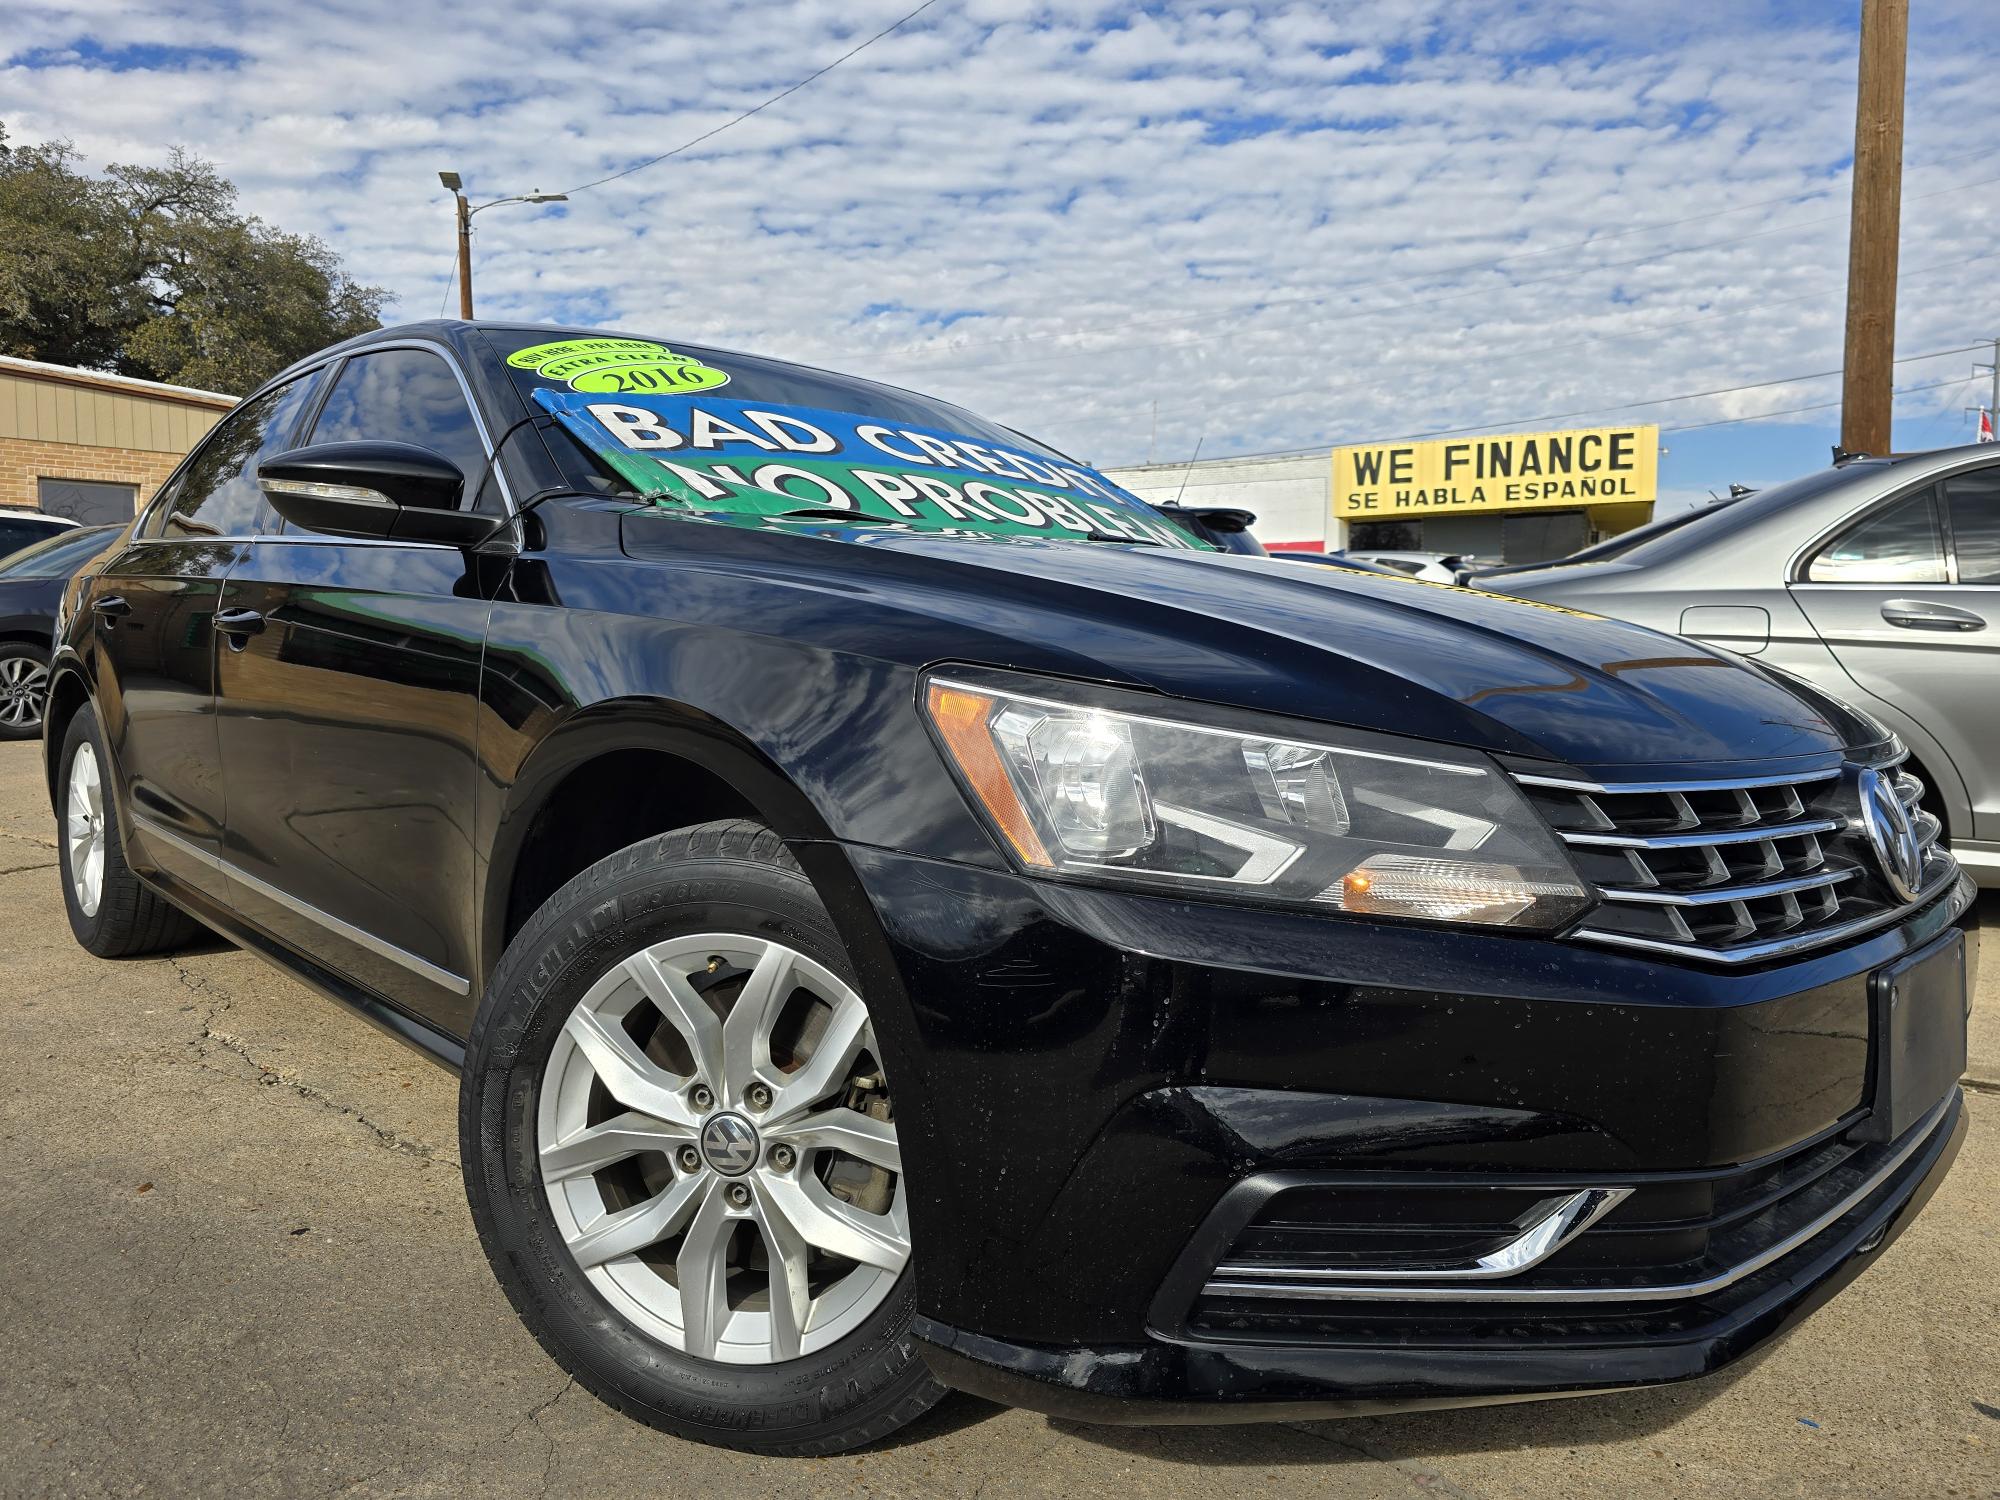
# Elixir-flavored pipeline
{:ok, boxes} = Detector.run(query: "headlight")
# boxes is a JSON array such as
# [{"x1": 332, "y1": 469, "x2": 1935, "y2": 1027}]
[{"x1": 923, "y1": 672, "x2": 1591, "y2": 929}]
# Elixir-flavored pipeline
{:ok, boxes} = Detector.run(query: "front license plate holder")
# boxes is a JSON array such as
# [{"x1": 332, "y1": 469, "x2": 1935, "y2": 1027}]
[{"x1": 1854, "y1": 928, "x2": 1968, "y2": 1144}]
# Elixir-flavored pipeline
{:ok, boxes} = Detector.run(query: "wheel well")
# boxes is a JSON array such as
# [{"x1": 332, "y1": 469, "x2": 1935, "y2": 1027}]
[
  {"x1": 500, "y1": 748, "x2": 763, "y2": 946},
  {"x1": 41, "y1": 669, "x2": 89, "y2": 799}
]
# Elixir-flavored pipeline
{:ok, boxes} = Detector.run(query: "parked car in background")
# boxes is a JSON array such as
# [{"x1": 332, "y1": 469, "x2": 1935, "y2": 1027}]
[
  {"x1": 0, "y1": 507, "x2": 80, "y2": 559},
  {"x1": 1462, "y1": 491, "x2": 1750, "y2": 585},
  {"x1": 1274, "y1": 549, "x2": 1412, "y2": 578},
  {"x1": 1147, "y1": 502, "x2": 1265, "y2": 554},
  {"x1": 0, "y1": 523, "x2": 118, "y2": 739},
  {"x1": 1341, "y1": 549, "x2": 1470, "y2": 582},
  {"x1": 44, "y1": 321, "x2": 1974, "y2": 1454},
  {"x1": 1486, "y1": 445, "x2": 1999, "y2": 886}
]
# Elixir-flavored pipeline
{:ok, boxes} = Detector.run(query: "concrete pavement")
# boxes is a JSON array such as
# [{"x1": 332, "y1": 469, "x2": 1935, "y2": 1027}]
[{"x1": 0, "y1": 739, "x2": 1995, "y2": 1498}]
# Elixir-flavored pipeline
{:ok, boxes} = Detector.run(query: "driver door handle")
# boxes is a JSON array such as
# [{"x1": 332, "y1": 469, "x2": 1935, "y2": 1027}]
[
  {"x1": 1880, "y1": 598, "x2": 1986, "y2": 632},
  {"x1": 212, "y1": 607, "x2": 267, "y2": 641},
  {"x1": 91, "y1": 594, "x2": 130, "y2": 623}
]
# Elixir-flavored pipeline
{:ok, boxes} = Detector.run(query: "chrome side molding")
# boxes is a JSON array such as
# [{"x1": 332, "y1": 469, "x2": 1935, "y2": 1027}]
[{"x1": 131, "y1": 814, "x2": 470, "y2": 996}]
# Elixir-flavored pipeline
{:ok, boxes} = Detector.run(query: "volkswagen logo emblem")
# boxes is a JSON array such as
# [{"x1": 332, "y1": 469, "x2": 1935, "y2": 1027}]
[
  {"x1": 699, "y1": 1112, "x2": 760, "y2": 1176},
  {"x1": 1856, "y1": 767, "x2": 1924, "y2": 903}
]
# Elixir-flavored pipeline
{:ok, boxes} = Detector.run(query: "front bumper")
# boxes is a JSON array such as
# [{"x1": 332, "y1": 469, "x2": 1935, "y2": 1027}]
[
  {"x1": 915, "y1": 1090, "x2": 1965, "y2": 1423},
  {"x1": 803, "y1": 843, "x2": 1976, "y2": 1421}
]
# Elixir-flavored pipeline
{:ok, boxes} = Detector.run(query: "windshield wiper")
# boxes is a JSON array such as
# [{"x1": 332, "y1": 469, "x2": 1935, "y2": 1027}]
[
  {"x1": 1067, "y1": 527, "x2": 1164, "y2": 546},
  {"x1": 769, "y1": 506, "x2": 899, "y2": 525}
]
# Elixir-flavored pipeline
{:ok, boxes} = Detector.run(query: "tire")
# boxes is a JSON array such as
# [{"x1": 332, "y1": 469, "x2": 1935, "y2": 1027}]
[
  {"x1": 461, "y1": 819, "x2": 946, "y2": 1456},
  {"x1": 0, "y1": 642, "x2": 50, "y2": 741},
  {"x1": 56, "y1": 702, "x2": 204, "y2": 957}
]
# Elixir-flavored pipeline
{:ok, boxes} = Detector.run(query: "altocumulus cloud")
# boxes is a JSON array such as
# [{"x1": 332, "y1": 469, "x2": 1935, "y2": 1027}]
[{"x1": 4, "y1": 0, "x2": 1997, "y2": 473}]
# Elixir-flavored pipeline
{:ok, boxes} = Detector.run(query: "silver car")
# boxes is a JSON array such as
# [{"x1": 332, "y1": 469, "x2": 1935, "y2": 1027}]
[{"x1": 1486, "y1": 444, "x2": 1999, "y2": 887}]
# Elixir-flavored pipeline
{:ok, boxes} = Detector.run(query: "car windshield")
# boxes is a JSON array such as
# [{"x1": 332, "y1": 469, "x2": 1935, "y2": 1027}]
[
  {"x1": 485, "y1": 328, "x2": 1204, "y2": 548},
  {"x1": 0, "y1": 524, "x2": 117, "y2": 578}
]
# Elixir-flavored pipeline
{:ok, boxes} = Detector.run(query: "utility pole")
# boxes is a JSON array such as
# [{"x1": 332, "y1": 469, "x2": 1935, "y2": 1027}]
[
  {"x1": 1839, "y1": 0, "x2": 1908, "y2": 456},
  {"x1": 1976, "y1": 336, "x2": 2000, "y2": 425}
]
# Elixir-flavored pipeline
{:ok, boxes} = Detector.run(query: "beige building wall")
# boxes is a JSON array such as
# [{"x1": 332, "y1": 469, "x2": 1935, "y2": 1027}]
[{"x1": 0, "y1": 357, "x2": 236, "y2": 514}]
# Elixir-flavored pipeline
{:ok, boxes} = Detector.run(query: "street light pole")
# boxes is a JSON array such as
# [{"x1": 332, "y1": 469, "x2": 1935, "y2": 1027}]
[
  {"x1": 455, "y1": 190, "x2": 474, "y2": 319},
  {"x1": 437, "y1": 171, "x2": 568, "y2": 320}
]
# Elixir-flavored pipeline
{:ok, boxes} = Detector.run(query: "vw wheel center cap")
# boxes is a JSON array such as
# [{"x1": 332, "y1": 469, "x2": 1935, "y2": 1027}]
[
  {"x1": 700, "y1": 1111, "x2": 761, "y2": 1176},
  {"x1": 1857, "y1": 767, "x2": 1925, "y2": 903}
]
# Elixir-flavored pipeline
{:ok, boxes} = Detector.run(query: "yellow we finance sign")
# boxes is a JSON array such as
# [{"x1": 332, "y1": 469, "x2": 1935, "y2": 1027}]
[{"x1": 1331, "y1": 425, "x2": 1658, "y2": 518}]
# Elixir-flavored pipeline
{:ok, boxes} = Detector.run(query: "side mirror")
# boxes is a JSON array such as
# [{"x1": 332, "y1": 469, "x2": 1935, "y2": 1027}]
[{"x1": 257, "y1": 441, "x2": 500, "y2": 545}]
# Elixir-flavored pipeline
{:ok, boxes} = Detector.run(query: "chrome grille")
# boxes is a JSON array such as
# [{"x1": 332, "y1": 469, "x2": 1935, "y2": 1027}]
[{"x1": 1516, "y1": 754, "x2": 1952, "y2": 964}]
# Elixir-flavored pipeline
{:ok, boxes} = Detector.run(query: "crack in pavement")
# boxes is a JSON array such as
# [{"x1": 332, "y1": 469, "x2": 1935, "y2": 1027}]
[
  {"x1": 169, "y1": 954, "x2": 448, "y2": 1165},
  {"x1": 508, "y1": 1374, "x2": 574, "y2": 1500}
]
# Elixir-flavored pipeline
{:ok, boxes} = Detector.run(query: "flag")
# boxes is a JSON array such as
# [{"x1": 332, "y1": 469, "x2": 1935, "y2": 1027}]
[{"x1": 1981, "y1": 408, "x2": 1996, "y2": 443}]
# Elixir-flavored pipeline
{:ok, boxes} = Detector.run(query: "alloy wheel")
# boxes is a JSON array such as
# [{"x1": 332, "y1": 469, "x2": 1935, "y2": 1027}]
[
  {"x1": 537, "y1": 933, "x2": 907, "y2": 1366},
  {"x1": 0, "y1": 654, "x2": 48, "y2": 730},
  {"x1": 66, "y1": 741, "x2": 105, "y2": 918}
]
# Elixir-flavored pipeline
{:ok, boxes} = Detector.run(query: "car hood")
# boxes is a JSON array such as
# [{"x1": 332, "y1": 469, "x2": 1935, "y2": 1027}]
[{"x1": 625, "y1": 517, "x2": 1873, "y2": 773}]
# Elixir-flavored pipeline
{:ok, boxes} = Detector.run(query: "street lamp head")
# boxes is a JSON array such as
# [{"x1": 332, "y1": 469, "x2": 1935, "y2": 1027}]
[
  {"x1": 438, "y1": 170, "x2": 463, "y2": 191},
  {"x1": 525, "y1": 193, "x2": 569, "y2": 204}
]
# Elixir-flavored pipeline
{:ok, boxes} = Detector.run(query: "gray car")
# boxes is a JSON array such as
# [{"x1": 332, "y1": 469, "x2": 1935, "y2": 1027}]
[{"x1": 1486, "y1": 444, "x2": 1999, "y2": 887}]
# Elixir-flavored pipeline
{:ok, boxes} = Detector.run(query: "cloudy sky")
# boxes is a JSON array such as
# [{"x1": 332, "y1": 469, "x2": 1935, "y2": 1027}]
[{"x1": 6, "y1": 0, "x2": 1998, "y2": 509}]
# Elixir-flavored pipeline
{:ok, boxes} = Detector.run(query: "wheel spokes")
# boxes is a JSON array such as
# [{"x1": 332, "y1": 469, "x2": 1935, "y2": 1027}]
[
  {"x1": 539, "y1": 1110, "x2": 693, "y2": 1185},
  {"x1": 718, "y1": 940, "x2": 795, "y2": 1101},
  {"x1": 676, "y1": 1179, "x2": 736, "y2": 1359},
  {"x1": 765, "y1": 993, "x2": 870, "y2": 1124},
  {"x1": 750, "y1": 1181, "x2": 814, "y2": 1361},
  {"x1": 564, "y1": 1171, "x2": 704, "y2": 1270},
  {"x1": 759, "y1": 1170, "x2": 910, "y2": 1274},
  {"x1": 563, "y1": 1005, "x2": 698, "y2": 1127},
  {"x1": 623, "y1": 950, "x2": 725, "y2": 1087},
  {"x1": 775, "y1": 1107, "x2": 901, "y2": 1173}
]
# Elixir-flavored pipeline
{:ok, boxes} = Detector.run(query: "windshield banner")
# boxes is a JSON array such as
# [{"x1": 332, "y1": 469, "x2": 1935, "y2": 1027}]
[{"x1": 532, "y1": 389, "x2": 1196, "y2": 547}]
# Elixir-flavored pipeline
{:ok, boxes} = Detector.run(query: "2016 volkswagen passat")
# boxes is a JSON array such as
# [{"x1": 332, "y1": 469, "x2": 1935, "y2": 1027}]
[{"x1": 48, "y1": 322, "x2": 1975, "y2": 1454}]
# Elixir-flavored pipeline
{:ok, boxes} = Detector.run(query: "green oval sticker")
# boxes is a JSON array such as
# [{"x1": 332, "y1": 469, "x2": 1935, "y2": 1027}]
[{"x1": 506, "y1": 338, "x2": 730, "y2": 394}]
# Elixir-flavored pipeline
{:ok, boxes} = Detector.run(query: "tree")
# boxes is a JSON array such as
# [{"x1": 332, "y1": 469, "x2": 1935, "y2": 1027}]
[{"x1": 0, "y1": 123, "x2": 387, "y2": 394}]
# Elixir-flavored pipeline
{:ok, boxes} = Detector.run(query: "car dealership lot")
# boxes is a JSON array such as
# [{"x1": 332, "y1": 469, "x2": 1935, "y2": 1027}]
[{"x1": 0, "y1": 738, "x2": 1993, "y2": 1499}]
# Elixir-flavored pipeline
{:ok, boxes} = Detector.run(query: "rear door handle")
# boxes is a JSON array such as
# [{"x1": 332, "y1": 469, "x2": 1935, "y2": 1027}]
[
  {"x1": 1880, "y1": 599, "x2": 1986, "y2": 632},
  {"x1": 212, "y1": 608, "x2": 266, "y2": 642}
]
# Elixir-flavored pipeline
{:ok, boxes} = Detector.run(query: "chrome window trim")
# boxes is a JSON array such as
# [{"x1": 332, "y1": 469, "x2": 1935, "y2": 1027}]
[
  {"x1": 307, "y1": 337, "x2": 519, "y2": 520},
  {"x1": 1208, "y1": 1185, "x2": 1631, "y2": 1287},
  {"x1": 1784, "y1": 452, "x2": 2000, "y2": 585},
  {"x1": 1199, "y1": 1094, "x2": 1954, "y2": 1304},
  {"x1": 133, "y1": 814, "x2": 470, "y2": 995}
]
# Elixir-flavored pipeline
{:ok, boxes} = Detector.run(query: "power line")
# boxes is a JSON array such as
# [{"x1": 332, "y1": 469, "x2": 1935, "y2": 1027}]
[
  {"x1": 870, "y1": 145, "x2": 2000, "y2": 366},
  {"x1": 554, "y1": 0, "x2": 943, "y2": 198},
  {"x1": 1662, "y1": 375, "x2": 1969, "y2": 434},
  {"x1": 1188, "y1": 342, "x2": 1986, "y2": 464},
  {"x1": 1127, "y1": 245, "x2": 2000, "y2": 431}
]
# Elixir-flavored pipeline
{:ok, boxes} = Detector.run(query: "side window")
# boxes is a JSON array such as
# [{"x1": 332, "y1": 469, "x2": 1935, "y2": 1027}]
[
  {"x1": 147, "y1": 374, "x2": 322, "y2": 540},
  {"x1": 1806, "y1": 488, "x2": 1947, "y2": 584},
  {"x1": 1943, "y1": 467, "x2": 2000, "y2": 585},
  {"x1": 307, "y1": 349, "x2": 496, "y2": 511}
]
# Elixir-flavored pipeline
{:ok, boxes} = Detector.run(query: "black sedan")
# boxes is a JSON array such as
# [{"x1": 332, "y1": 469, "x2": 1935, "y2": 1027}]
[
  {"x1": 0, "y1": 525, "x2": 118, "y2": 739},
  {"x1": 43, "y1": 322, "x2": 1972, "y2": 1455}
]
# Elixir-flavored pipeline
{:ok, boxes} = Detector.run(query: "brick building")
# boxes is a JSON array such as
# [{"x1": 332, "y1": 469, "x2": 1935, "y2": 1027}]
[{"x1": 0, "y1": 355, "x2": 236, "y2": 523}]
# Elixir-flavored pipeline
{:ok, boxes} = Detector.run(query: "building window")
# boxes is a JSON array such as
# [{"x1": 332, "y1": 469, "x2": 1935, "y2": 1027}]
[{"x1": 37, "y1": 477, "x2": 140, "y2": 526}]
